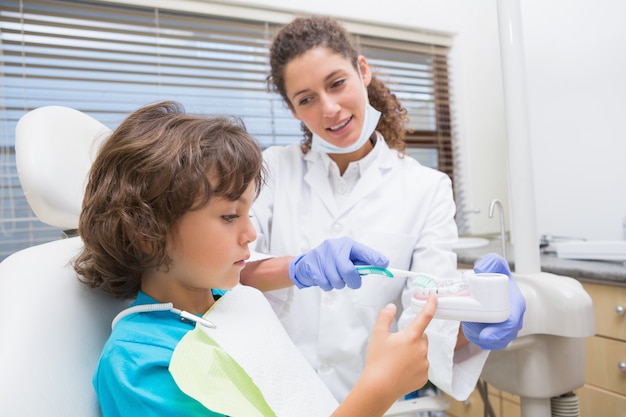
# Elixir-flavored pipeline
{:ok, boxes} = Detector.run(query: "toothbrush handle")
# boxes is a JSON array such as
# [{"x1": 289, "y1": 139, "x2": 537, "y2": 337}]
[{"x1": 355, "y1": 265, "x2": 394, "y2": 278}]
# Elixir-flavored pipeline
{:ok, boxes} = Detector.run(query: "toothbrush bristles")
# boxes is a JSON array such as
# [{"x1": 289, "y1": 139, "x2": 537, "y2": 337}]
[{"x1": 412, "y1": 274, "x2": 437, "y2": 288}]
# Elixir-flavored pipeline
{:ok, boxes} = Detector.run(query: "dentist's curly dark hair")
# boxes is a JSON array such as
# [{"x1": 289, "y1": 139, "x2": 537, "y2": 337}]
[{"x1": 267, "y1": 15, "x2": 410, "y2": 154}]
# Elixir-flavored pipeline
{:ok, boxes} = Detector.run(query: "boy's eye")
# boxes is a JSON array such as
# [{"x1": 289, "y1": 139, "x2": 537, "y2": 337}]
[{"x1": 222, "y1": 214, "x2": 239, "y2": 223}]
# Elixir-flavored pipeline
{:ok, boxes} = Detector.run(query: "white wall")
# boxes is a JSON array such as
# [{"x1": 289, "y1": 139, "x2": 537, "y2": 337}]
[{"x1": 521, "y1": 0, "x2": 626, "y2": 241}]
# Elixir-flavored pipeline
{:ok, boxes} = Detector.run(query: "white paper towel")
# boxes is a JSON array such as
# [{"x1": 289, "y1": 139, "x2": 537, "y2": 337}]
[{"x1": 170, "y1": 284, "x2": 339, "y2": 417}]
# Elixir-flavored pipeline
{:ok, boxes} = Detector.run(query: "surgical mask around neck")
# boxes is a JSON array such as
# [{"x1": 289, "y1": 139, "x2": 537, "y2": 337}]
[{"x1": 310, "y1": 70, "x2": 381, "y2": 154}]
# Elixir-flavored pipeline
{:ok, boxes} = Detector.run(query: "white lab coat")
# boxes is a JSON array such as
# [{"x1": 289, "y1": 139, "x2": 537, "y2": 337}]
[{"x1": 251, "y1": 136, "x2": 489, "y2": 402}]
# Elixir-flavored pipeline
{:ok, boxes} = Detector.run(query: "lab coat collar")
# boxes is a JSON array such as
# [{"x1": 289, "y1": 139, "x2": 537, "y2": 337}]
[
  {"x1": 303, "y1": 132, "x2": 394, "y2": 218},
  {"x1": 303, "y1": 150, "x2": 339, "y2": 215},
  {"x1": 305, "y1": 132, "x2": 389, "y2": 175},
  {"x1": 345, "y1": 135, "x2": 393, "y2": 215}
]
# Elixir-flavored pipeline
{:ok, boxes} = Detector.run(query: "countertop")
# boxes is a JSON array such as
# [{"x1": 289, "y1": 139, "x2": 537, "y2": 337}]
[{"x1": 454, "y1": 239, "x2": 626, "y2": 287}]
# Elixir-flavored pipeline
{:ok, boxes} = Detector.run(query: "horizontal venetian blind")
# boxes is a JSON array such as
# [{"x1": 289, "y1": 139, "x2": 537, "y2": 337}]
[
  {"x1": 0, "y1": 0, "x2": 453, "y2": 259},
  {"x1": 359, "y1": 35, "x2": 453, "y2": 180},
  {"x1": 0, "y1": 0, "x2": 298, "y2": 145},
  {"x1": 0, "y1": 0, "x2": 297, "y2": 259}
]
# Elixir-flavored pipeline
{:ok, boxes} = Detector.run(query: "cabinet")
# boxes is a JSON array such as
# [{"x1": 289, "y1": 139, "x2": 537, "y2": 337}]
[
  {"x1": 576, "y1": 281, "x2": 626, "y2": 417},
  {"x1": 444, "y1": 279, "x2": 626, "y2": 417},
  {"x1": 444, "y1": 384, "x2": 520, "y2": 417}
]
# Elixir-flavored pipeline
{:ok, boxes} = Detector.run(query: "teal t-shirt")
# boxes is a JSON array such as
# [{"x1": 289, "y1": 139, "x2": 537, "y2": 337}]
[{"x1": 94, "y1": 291, "x2": 225, "y2": 417}]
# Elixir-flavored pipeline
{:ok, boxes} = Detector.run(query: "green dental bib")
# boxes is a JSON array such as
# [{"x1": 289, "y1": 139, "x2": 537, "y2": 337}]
[
  {"x1": 170, "y1": 326, "x2": 275, "y2": 416},
  {"x1": 169, "y1": 285, "x2": 338, "y2": 417}
]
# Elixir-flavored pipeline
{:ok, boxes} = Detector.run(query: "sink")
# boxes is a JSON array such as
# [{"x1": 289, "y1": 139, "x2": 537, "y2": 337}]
[{"x1": 452, "y1": 237, "x2": 490, "y2": 249}]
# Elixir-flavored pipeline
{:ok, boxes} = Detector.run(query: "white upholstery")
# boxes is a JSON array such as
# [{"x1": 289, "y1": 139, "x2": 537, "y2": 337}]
[
  {"x1": 15, "y1": 106, "x2": 110, "y2": 230},
  {"x1": 0, "y1": 107, "x2": 127, "y2": 417},
  {"x1": 0, "y1": 238, "x2": 128, "y2": 416}
]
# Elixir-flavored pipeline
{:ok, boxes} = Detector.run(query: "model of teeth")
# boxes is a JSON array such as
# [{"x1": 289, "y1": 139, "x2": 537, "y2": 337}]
[
  {"x1": 411, "y1": 271, "x2": 511, "y2": 322},
  {"x1": 413, "y1": 280, "x2": 470, "y2": 299}
]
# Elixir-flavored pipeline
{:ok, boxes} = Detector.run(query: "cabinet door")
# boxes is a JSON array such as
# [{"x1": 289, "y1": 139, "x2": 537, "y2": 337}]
[
  {"x1": 577, "y1": 385, "x2": 626, "y2": 417},
  {"x1": 582, "y1": 282, "x2": 626, "y2": 340},
  {"x1": 585, "y1": 336, "x2": 626, "y2": 396},
  {"x1": 444, "y1": 386, "x2": 502, "y2": 417}
]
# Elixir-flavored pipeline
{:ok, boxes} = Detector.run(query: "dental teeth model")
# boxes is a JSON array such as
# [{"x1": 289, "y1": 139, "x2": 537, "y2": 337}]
[
  {"x1": 355, "y1": 266, "x2": 510, "y2": 323},
  {"x1": 412, "y1": 277, "x2": 470, "y2": 299},
  {"x1": 411, "y1": 271, "x2": 510, "y2": 323}
]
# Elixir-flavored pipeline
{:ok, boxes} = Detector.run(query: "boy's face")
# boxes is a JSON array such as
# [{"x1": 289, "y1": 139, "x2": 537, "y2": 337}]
[{"x1": 148, "y1": 181, "x2": 257, "y2": 304}]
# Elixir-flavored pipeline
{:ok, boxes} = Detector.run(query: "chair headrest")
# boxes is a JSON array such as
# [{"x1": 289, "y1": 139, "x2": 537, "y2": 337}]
[{"x1": 15, "y1": 106, "x2": 111, "y2": 230}]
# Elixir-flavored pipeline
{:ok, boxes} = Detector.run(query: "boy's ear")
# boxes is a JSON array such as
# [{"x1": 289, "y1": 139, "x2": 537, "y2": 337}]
[{"x1": 124, "y1": 223, "x2": 154, "y2": 256}]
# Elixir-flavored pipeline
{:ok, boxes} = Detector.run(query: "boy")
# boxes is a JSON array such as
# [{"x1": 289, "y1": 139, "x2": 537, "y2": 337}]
[{"x1": 74, "y1": 100, "x2": 436, "y2": 417}]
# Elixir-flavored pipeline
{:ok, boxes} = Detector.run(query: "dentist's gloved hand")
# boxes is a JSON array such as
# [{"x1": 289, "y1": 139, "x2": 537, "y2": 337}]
[
  {"x1": 288, "y1": 237, "x2": 389, "y2": 291},
  {"x1": 461, "y1": 253, "x2": 526, "y2": 350}
]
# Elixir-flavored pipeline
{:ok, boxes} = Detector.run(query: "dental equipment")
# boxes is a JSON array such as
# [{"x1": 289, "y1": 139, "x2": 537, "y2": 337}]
[
  {"x1": 411, "y1": 271, "x2": 510, "y2": 322},
  {"x1": 356, "y1": 265, "x2": 433, "y2": 280},
  {"x1": 111, "y1": 303, "x2": 216, "y2": 330},
  {"x1": 356, "y1": 266, "x2": 510, "y2": 322},
  {"x1": 356, "y1": 266, "x2": 462, "y2": 292},
  {"x1": 476, "y1": 2, "x2": 596, "y2": 417},
  {"x1": 489, "y1": 198, "x2": 507, "y2": 259}
]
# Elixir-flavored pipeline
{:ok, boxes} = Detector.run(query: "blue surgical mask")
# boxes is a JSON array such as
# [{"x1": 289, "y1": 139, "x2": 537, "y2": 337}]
[{"x1": 310, "y1": 70, "x2": 381, "y2": 154}]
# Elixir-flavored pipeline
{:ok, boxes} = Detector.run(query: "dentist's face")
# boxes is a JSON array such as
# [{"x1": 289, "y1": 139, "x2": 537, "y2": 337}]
[{"x1": 284, "y1": 47, "x2": 371, "y2": 149}]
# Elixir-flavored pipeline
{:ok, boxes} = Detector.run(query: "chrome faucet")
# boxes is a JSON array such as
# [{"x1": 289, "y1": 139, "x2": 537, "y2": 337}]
[{"x1": 489, "y1": 199, "x2": 507, "y2": 259}]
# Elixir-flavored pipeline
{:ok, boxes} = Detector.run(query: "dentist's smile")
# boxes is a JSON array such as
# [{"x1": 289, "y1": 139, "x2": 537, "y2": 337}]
[{"x1": 327, "y1": 116, "x2": 352, "y2": 132}]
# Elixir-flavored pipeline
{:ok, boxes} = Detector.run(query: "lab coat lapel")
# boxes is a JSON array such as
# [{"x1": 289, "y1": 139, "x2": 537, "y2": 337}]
[
  {"x1": 337, "y1": 140, "x2": 394, "y2": 217},
  {"x1": 338, "y1": 164, "x2": 384, "y2": 217},
  {"x1": 303, "y1": 153, "x2": 339, "y2": 216}
]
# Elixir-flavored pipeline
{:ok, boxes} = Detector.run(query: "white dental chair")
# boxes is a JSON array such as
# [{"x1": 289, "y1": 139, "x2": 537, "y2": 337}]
[{"x1": 0, "y1": 106, "x2": 127, "y2": 417}]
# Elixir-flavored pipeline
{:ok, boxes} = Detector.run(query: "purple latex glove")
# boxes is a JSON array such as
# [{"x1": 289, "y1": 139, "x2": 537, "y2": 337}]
[
  {"x1": 461, "y1": 253, "x2": 526, "y2": 350},
  {"x1": 288, "y1": 237, "x2": 389, "y2": 291}
]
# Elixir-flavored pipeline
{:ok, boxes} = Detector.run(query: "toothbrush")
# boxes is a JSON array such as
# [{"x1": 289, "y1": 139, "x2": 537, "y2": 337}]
[{"x1": 355, "y1": 265, "x2": 439, "y2": 288}]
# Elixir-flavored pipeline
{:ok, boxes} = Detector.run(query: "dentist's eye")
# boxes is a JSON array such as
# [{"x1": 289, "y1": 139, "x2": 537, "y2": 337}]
[
  {"x1": 331, "y1": 79, "x2": 345, "y2": 89},
  {"x1": 298, "y1": 96, "x2": 312, "y2": 106}
]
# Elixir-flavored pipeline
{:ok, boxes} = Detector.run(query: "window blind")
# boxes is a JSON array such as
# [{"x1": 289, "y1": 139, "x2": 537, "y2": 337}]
[
  {"x1": 0, "y1": 0, "x2": 453, "y2": 260},
  {"x1": 358, "y1": 36, "x2": 454, "y2": 181}
]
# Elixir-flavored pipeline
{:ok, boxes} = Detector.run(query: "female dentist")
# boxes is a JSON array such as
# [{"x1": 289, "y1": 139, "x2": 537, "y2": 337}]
[{"x1": 240, "y1": 15, "x2": 525, "y2": 404}]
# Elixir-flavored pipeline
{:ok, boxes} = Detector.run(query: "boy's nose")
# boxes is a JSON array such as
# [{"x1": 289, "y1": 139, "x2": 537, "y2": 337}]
[{"x1": 241, "y1": 216, "x2": 257, "y2": 244}]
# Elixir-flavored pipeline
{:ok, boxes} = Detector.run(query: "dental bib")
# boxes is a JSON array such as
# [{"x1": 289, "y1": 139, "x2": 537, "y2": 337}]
[{"x1": 169, "y1": 284, "x2": 339, "y2": 417}]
